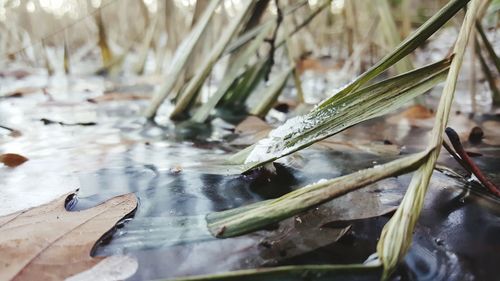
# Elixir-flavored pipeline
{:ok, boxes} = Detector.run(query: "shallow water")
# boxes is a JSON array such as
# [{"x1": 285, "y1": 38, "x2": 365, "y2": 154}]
[{"x1": 1, "y1": 73, "x2": 500, "y2": 280}]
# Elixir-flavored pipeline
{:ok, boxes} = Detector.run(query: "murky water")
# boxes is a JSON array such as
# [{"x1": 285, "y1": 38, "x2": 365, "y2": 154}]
[{"x1": 1, "y1": 73, "x2": 499, "y2": 280}]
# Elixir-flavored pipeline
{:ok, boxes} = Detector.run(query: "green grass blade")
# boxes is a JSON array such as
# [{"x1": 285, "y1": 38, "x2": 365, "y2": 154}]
[
  {"x1": 145, "y1": 0, "x2": 221, "y2": 119},
  {"x1": 240, "y1": 57, "x2": 452, "y2": 169},
  {"x1": 209, "y1": 151, "x2": 429, "y2": 238},
  {"x1": 317, "y1": 0, "x2": 469, "y2": 109},
  {"x1": 376, "y1": 1, "x2": 481, "y2": 278},
  {"x1": 250, "y1": 66, "x2": 294, "y2": 118},
  {"x1": 169, "y1": 1, "x2": 256, "y2": 120},
  {"x1": 191, "y1": 23, "x2": 273, "y2": 123}
]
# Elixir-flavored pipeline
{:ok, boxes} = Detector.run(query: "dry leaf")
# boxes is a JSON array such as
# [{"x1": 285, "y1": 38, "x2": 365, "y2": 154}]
[
  {"x1": 65, "y1": 255, "x2": 138, "y2": 281},
  {"x1": 0, "y1": 153, "x2": 29, "y2": 167},
  {"x1": 0, "y1": 192, "x2": 137, "y2": 281},
  {"x1": 313, "y1": 137, "x2": 401, "y2": 156},
  {"x1": 399, "y1": 104, "x2": 434, "y2": 119},
  {"x1": 387, "y1": 104, "x2": 435, "y2": 127},
  {"x1": 482, "y1": 120, "x2": 500, "y2": 145},
  {"x1": 231, "y1": 116, "x2": 273, "y2": 145}
]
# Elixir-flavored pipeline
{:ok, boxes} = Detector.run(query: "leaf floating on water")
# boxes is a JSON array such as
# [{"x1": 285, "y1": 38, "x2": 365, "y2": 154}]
[
  {"x1": 0, "y1": 192, "x2": 137, "y2": 281},
  {"x1": 65, "y1": 255, "x2": 138, "y2": 281},
  {"x1": 0, "y1": 153, "x2": 29, "y2": 167}
]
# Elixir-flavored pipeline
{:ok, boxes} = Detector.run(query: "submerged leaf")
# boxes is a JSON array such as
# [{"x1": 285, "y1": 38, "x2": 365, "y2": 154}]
[
  {"x1": 0, "y1": 193, "x2": 137, "y2": 280},
  {"x1": 66, "y1": 255, "x2": 138, "y2": 281}
]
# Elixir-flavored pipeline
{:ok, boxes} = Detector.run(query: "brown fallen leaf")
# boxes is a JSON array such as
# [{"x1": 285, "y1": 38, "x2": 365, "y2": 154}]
[
  {"x1": 482, "y1": 120, "x2": 500, "y2": 146},
  {"x1": 231, "y1": 116, "x2": 273, "y2": 146},
  {"x1": 0, "y1": 192, "x2": 137, "y2": 281},
  {"x1": 387, "y1": 104, "x2": 435, "y2": 127},
  {"x1": 66, "y1": 255, "x2": 138, "y2": 281},
  {"x1": 0, "y1": 153, "x2": 29, "y2": 167}
]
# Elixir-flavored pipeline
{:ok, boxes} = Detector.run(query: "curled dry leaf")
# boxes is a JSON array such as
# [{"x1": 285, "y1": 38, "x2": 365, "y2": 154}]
[
  {"x1": 0, "y1": 153, "x2": 29, "y2": 167},
  {"x1": 0, "y1": 192, "x2": 137, "y2": 281}
]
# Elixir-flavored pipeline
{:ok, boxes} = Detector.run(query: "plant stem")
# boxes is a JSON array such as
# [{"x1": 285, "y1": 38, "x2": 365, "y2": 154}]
[
  {"x1": 165, "y1": 264, "x2": 380, "y2": 281},
  {"x1": 376, "y1": 1, "x2": 481, "y2": 279},
  {"x1": 445, "y1": 127, "x2": 500, "y2": 197},
  {"x1": 442, "y1": 140, "x2": 473, "y2": 177}
]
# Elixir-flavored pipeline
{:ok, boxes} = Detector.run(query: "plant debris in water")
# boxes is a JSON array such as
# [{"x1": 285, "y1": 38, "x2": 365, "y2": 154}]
[{"x1": 1, "y1": 0, "x2": 500, "y2": 280}]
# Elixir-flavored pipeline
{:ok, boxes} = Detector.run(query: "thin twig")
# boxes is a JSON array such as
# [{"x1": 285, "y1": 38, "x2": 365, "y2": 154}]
[
  {"x1": 442, "y1": 140, "x2": 472, "y2": 177},
  {"x1": 445, "y1": 127, "x2": 500, "y2": 197},
  {"x1": 264, "y1": 0, "x2": 283, "y2": 81}
]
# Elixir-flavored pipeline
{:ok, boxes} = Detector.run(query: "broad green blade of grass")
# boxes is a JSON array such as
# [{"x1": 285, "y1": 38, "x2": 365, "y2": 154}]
[
  {"x1": 191, "y1": 23, "x2": 273, "y2": 123},
  {"x1": 233, "y1": 0, "x2": 467, "y2": 170},
  {"x1": 169, "y1": 1, "x2": 256, "y2": 120},
  {"x1": 316, "y1": 0, "x2": 468, "y2": 109},
  {"x1": 209, "y1": 150, "x2": 429, "y2": 238},
  {"x1": 376, "y1": 1, "x2": 481, "y2": 279},
  {"x1": 145, "y1": 0, "x2": 221, "y2": 119},
  {"x1": 250, "y1": 66, "x2": 294, "y2": 118},
  {"x1": 236, "y1": 57, "x2": 452, "y2": 170},
  {"x1": 165, "y1": 264, "x2": 380, "y2": 281}
]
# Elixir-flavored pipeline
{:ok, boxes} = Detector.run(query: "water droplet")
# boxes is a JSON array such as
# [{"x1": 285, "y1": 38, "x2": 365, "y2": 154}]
[{"x1": 435, "y1": 238, "x2": 444, "y2": 246}]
